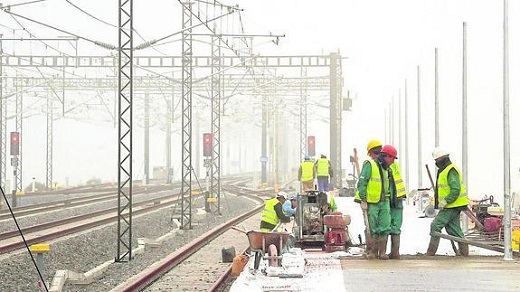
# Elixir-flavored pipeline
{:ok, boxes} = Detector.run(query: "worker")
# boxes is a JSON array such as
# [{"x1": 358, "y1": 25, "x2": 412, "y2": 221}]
[
  {"x1": 382, "y1": 145, "x2": 405, "y2": 259},
  {"x1": 356, "y1": 139, "x2": 393, "y2": 260},
  {"x1": 426, "y1": 148, "x2": 469, "y2": 256},
  {"x1": 260, "y1": 191, "x2": 292, "y2": 232},
  {"x1": 298, "y1": 155, "x2": 315, "y2": 191},
  {"x1": 315, "y1": 154, "x2": 333, "y2": 192},
  {"x1": 283, "y1": 195, "x2": 299, "y2": 216}
]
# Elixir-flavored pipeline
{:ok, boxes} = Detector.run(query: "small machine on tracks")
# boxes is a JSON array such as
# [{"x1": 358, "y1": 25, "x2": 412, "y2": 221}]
[{"x1": 294, "y1": 190, "x2": 351, "y2": 251}]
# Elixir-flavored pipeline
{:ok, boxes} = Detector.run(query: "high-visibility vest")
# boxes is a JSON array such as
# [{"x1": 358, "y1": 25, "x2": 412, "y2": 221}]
[
  {"x1": 261, "y1": 198, "x2": 280, "y2": 226},
  {"x1": 316, "y1": 158, "x2": 330, "y2": 176},
  {"x1": 390, "y1": 163, "x2": 406, "y2": 198},
  {"x1": 300, "y1": 161, "x2": 314, "y2": 181},
  {"x1": 328, "y1": 194, "x2": 337, "y2": 212},
  {"x1": 437, "y1": 164, "x2": 468, "y2": 208},
  {"x1": 354, "y1": 160, "x2": 384, "y2": 203}
]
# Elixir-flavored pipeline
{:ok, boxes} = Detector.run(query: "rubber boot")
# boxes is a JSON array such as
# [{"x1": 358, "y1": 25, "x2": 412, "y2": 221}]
[
  {"x1": 378, "y1": 235, "x2": 389, "y2": 260},
  {"x1": 367, "y1": 235, "x2": 378, "y2": 260},
  {"x1": 458, "y1": 242, "x2": 469, "y2": 257},
  {"x1": 425, "y1": 236, "x2": 440, "y2": 256},
  {"x1": 389, "y1": 234, "x2": 400, "y2": 259}
]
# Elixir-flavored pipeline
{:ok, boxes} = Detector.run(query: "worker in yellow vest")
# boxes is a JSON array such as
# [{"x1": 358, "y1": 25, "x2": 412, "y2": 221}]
[
  {"x1": 382, "y1": 145, "x2": 405, "y2": 259},
  {"x1": 356, "y1": 141, "x2": 395, "y2": 260},
  {"x1": 260, "y1": 192, "x2": 292, "y2": 232},
  {"x1": 426, "y1": 148, "x2": 469, "y2": 256},
  {"x1": 315, "y1": 154, "x2": 333, "y2": 191},
  {"x1": 298, "y1": 155, "x2": 315, "y2": 191}
]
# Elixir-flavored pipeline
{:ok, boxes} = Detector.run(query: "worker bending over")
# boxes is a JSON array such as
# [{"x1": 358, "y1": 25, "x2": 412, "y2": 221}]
[
  {"x1": 426, "y1": 148, "x2": 469, "y2": 256},
  {"x1": 260, "y1": 192, "x2": 292, "y2": 232}
]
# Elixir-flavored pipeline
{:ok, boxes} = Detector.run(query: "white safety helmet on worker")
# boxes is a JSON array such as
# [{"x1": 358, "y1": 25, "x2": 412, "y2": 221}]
[
  {"x1": 276, "y1": 191, "x2": 288, "y2": 200},
  {"x1": 432, "y1": 147, "x2": 449, "y2": 160}
]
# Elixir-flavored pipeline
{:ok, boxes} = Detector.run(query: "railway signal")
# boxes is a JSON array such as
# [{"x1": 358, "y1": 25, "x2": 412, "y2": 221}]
[
  {"x1": 10, "y1": 132, "x2": 20, "y2": 156},
  {"x1": 203, "y1": 133, "x2": 213, "y2": 157},
  {"x1": 307, "y1": 136, "x2": 315, "y2": 157}
]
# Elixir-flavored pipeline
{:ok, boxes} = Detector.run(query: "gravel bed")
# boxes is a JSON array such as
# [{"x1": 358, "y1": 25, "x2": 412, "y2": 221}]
[
  {"x1": 0, "y1": 191, "x2": 173, "y2": 233},
  {"x1": 0, "y1": 194, "x2": 258, "y2": 291}
]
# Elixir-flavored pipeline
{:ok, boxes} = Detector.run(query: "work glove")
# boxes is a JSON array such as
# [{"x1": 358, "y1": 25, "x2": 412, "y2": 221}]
[
  {"x1": 360, "y1": 201, "x2": 368, "y2": 211},
  {"x1": 438, "y1": 199, "x2": 447, "y2": 210}
]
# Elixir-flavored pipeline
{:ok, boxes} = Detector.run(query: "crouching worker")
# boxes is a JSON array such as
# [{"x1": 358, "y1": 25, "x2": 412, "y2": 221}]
[{"x1": 260, "y1": 191, "x2": 292, "y2": 232}]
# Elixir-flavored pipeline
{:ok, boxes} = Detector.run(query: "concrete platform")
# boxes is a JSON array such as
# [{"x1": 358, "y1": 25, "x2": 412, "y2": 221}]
[{"x1": 340, "y1": 256, "x2": 520, "y2": 291}]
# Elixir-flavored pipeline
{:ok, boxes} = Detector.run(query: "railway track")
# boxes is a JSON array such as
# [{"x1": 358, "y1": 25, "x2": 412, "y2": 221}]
[{"x1": 111, "y1": 187, "x2": 266, "y2": 291}]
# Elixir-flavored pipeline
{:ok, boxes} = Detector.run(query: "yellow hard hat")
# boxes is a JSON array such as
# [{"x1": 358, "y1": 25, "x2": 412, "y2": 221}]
[{"x1": 367, "y1": 139, "x2": 383, "y2": 153}]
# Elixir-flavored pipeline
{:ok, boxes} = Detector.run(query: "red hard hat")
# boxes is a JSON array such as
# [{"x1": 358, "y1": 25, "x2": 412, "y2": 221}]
[{"x1": 381, "y1": 145, "x2": 398, "y2": 159}]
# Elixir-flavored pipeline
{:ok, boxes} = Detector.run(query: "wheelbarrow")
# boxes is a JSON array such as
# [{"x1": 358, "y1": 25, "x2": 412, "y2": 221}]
[{"x1": 245, "y1": 230, "x2": 291, "y2": 270}]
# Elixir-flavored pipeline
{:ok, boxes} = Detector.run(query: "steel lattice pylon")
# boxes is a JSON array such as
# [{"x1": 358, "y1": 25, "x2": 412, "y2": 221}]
[
  {"x1": 180, "y1": 2, "x2": 193, "y2": 230},
  {"x1": 116, "y1": 0, "x2": 133, "y2": 262},
  {"x1": 299, "y1": 67, "x2": 308, "y2": 194},
  {"x1": 210, "y1": 33, "x2": 221, "y2": 213},
  {"x1": 15, "y1": 80, "x2": 22, "y2": 193}
]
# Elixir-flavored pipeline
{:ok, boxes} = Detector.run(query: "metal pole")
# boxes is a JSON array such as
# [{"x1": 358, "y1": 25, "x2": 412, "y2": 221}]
[
  {"x1": 417, "y1": 66, "x2": 423, "y2": 188},
  {"x1": 404, "y1": 79, "x2": 409, "y2": 194},
  {"x1": 435, "y1": 48, "x2": 439, "y2": 147},
  {"x1": 502, "y1": 0, "x2": 513, "y2": 261},
  {"x1": 462, "y1": 22, "x2": 469, "y2": 232}
]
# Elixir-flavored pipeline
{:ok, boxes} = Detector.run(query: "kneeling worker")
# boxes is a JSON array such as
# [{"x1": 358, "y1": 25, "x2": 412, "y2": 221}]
[{"x1": 260, "y1": 192, "x2": 292, "y2": 232}]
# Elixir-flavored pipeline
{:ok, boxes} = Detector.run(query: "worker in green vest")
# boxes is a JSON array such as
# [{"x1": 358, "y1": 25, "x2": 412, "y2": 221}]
[
  {"x1": 260, "y1": 192, "x2": 292, "y2": 232},
  {"x1": 356, "y1": 141, "x2": 394, "y2": 260},
  {"x1": 381, "y1": 145, "x2": 405, "y2": 259},
  {"x1": 426, "y1": 148, "x2": 470, "y2": 256}
]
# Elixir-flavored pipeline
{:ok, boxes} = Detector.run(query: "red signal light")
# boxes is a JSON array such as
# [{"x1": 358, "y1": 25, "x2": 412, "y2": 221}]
[
  {"x1": 307, "y1": 136, "x2": 315, "y2": 156},
  {"x1": 203, "y1": 133, "x2": 213, "y2": 157},
  {"x1": 10, "y1": 132, "x2": 20, "y2": 156}
]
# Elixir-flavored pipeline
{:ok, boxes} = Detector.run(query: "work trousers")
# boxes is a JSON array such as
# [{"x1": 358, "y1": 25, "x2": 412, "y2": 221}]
[
  {"x1": 430, "y1": 207, "x2": 465, "y2": 238},
  {"x1": 368, "y1": 199, "x2": 391, "y2": 236},
  {"x1": 317, "y1": 176, "x2": 330, "y2": 191},
  {"x1": 390, "y1": 199, "x2": 404, "y2": 235}
]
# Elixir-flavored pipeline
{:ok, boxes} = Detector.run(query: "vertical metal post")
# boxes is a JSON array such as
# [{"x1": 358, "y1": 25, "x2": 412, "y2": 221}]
[
  {"x1": 462, "y1": 22, "x2": 469, "y2": 232},
  {"x1": 15, "y1": 74, "x2": 22, "y2": 193},
  {"x1": 210, "y1": 30, "x2": 221, "y2": 213},
  {"x1": 502, "y1": 0, "x2": 513, "y2": 261},
  {"x1": 435, "y1": 48, "x2": 439, "y2": 147},
  {"x1": 299, "y1": 66, "x2": 308, "y2": 194},
  {"x1": 144, "y1": 91, "x2": 149, "y2": 185},
  {"x1": 180, "y1": 2, "x2": 193, "y2": 229},
  {"x1": 417, "y1": 66, "x2": 422, "y2": 188},
  {"x1": 404, "y1": 79, "x2": 409, "y2": 194},
  {"x1": 116, "y1": 0, "x2": 133, "y2": 262},
  {"x1": 329, "y1": 53, "x2": 342, "y2": 189},
  {"x1": 261, "y1": 85, "x2": 267, "y2": 186},
  {"x1": 0, "y1": 35, "x2": 5, "y2": 192},
  {"x1": 46, "y1": 92, "x2": 53, "y2": 189},
  {"x1": 166, "y1": 99, "x2": 172, "y2": 184}
]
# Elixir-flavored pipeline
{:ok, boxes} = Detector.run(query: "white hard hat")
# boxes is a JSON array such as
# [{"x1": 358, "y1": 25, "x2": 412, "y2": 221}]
[
  {"x1": 432, "y1": 147, "x2": 449, "y2": 160},
  {"x1": 276, "y1": 191, "x2": 288, "y2": 200}
]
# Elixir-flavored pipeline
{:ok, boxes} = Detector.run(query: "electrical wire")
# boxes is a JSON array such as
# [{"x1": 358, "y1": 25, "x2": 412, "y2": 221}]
[
  {"x1": 64, "y1": 0, "x2": 167, "y2": 55},
  {"x1": 2, "y1": 8, "x2": 116, "y2": 49},
  {"x1": 0, "y1": 186, "x2": 49, "y2": 292}
]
